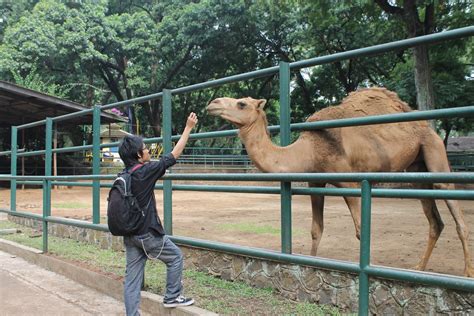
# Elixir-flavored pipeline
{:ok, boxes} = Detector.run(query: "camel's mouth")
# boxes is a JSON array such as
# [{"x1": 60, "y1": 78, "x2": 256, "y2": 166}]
[
  {"x1": 206, "y1": 103, "x2": 244, "y2": 128},
  {"x1": 206, "y1": 103, "x2": 223, "y2": 117}
]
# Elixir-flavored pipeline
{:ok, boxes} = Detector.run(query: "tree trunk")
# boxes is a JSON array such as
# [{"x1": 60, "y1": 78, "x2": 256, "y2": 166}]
[
  {"x1": 122, "y1": 56, "x2": 135, "y2": 134},
  {"x1": 442, "y1": 121, "x2": 452, "y2": 148},
  {"x1": 150, "y1": 99, "x2": 162, "y2": 137},
  {"x1": 413, "y1": 45, "x2": 436, "y2": 128},
  {"x1": 375, "y1": 0, "x2": 436, "y2": 129},
  {"x1": 146, "y1": 62, "x2": 162, "y2": 137},
  {"x1": 86, "y1": 71, "x2": 94, "y2": 107},
  {"x1": 413, "y1": 45, "x2": 436, "y2": 127}
]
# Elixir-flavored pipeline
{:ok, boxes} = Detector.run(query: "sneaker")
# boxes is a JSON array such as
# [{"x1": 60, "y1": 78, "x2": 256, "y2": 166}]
[{"x1": 163, "y1": 295, "x2": 195, "y2": 308}]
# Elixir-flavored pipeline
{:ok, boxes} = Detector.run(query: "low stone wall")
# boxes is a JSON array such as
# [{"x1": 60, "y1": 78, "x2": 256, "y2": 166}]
[{"x1": 8, "y1": 215, "x2": 473, "y2": 314}]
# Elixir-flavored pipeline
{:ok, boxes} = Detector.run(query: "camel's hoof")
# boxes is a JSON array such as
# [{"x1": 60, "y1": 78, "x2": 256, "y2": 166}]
[
  {"x1": 464, "y1": 268, "x2": 474, "y2": 278},
  {"x1": 411, "y1": 264, "x2": 425, "y2": 271}
]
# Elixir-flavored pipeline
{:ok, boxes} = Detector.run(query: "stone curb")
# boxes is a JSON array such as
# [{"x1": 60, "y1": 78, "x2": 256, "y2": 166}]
[
  {"x1": 0, "y1": 228, "x2": 20, "y2": 235},
  {"x1": 0, "y1": 238, "x2": 217, "y2": 316}
]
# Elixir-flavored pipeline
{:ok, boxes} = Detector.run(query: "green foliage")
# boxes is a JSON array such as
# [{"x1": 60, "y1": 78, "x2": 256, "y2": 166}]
[
  {"x1": 0, "y1": 0, "x2": 472, "y2": 141},
  {"x1": 11, "y1": 64, "x2": 72, "y2": 98},
  {"x1": 384, "y1": 2, "x2": 474, "y2": 138}
]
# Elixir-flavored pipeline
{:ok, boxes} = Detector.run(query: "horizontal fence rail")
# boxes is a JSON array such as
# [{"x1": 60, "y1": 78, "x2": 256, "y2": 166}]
[
  {"x1": 5, "y1": 180, "x2": 474, "y2": 200},
  {"x1": 3, "y1": 104, "x2": 473, "y2": 158},
  {"x1": 1, "y1": 172, "x2": 474, "y2": 183}
]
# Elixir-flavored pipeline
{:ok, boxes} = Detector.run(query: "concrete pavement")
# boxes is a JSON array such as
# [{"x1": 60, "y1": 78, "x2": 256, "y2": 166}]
[
  {"x1": 0, "y1": 236, "x2": 215, "y2": 316},
  {"x1": 0, "y1": 210, "x2": 216, "y2": 316},
  {"x1": 0, "y1": 250, "x2": 125, "y2": 315},
  {"x1": 0, "y1": 251, "x2": 124, "y2": 315}
]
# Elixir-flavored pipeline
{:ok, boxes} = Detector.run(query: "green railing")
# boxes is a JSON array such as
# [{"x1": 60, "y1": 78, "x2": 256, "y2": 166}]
[
  {"x1": 448, "y1": 152, "x2": 474, "y2": 171},
  {"x1": 1, "y1": 26, "x2": 474, "y2": 315}
]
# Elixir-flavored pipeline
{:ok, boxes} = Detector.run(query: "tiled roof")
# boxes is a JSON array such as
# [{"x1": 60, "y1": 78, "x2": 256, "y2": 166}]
[{"x1": 447, "y1": 137, "x2": 474, "y2": 152}]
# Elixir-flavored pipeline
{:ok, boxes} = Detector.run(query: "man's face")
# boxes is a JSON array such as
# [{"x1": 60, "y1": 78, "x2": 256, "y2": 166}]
[{"x1": 139, "y1": 143, "x2": 151, "y2": 163}]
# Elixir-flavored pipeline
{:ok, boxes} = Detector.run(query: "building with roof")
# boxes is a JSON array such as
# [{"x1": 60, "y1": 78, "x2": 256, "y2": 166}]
[
  {"x1": 100, "y1": 123, "x2": 132, "y2": 162},
  {"x1": 0, "y1": 80, "x2": 127, "y2": 176},
  {"x1": 0, "y1": 80, "x2": 124, "y2": 128},
  {"x1": 447, "y1": 136, "x2": 474, "y2": 153},
  {"x1": 447, "y1": 136, "x2": 474, "y2": 171}
]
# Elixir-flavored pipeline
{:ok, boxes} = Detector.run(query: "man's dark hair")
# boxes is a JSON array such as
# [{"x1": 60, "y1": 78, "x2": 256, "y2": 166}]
[{"x1": 119, "y1": 135, "x2": 144, "y2": 168}]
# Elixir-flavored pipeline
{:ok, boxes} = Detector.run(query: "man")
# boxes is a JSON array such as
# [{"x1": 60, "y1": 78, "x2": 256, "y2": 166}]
[{"x1": 118, "y1": 112, "x2": 198, "y2": 315}]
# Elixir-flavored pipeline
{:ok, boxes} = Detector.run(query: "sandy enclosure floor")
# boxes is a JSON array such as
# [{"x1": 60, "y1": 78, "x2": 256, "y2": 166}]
[{"x1": 1, "y1": 183, "x2": 473, "y2": 277}]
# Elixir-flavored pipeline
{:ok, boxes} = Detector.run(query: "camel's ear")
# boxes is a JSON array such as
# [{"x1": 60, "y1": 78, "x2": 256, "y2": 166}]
[{"x1": 257, "y1": 99, "x2": 267, "y2": 109}]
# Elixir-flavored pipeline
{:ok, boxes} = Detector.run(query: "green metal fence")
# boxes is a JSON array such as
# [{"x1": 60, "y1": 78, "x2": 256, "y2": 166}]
[
  {"x1": 1, "y1": 26, "x2": 474, "y2": 315},
  {"x1": 448, "y1": 152, "x2": 474, "y2": 171}
]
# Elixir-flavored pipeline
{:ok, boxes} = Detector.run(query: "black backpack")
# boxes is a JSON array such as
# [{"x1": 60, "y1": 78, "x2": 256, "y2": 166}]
[{"x1": 107, "y1": 164, "x2": 144, "y2": 236}]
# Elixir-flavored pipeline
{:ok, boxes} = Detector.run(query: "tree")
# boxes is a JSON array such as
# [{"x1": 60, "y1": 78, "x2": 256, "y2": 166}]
[
  {"x1": 0, "y1": 1, "x2": 39, "y2": 41},
  {"x1": 0, "y1": 0, "x2": 115, "y2": 107},
  {"x1": 0, "y1": 0, "x2": 255, "y2": 136},
  {"x1": 383, "y1": 1, "x2": 474, "y2": 139},
  {"x1": 1, "y1": 0, "x2": 471, "y2": 143},
  {"x1": 374, "y1": 0, "x2": 473, "y2": 131},
  {"x1": 288, "y1": 2, "x2": 405, "y2": 122}
]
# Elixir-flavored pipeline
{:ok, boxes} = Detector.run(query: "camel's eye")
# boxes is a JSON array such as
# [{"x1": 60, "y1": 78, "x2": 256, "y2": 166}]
[{"x1": 237, "y1": 101, "x2": 247, "y2": 109}]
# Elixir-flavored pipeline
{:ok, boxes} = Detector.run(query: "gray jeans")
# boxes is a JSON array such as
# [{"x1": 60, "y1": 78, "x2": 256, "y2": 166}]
[{"x1": 123, "y1": 232, "x2": 183, "y2": 316}]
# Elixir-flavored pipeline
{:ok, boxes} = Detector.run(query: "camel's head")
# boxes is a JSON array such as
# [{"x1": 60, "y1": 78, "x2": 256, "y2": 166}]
[{"x1": 206, "y1": 97, "x2": 267, "y2": 128}]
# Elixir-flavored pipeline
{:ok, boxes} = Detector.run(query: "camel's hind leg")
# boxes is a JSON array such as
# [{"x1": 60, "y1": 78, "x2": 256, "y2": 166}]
[
  {"x1": 413, "y1": 191, "x2": 445, "y2": 271},
  {"x1": 407, "y1": 162, "x2": 445, "y2": 271},
  {"x1": 422, "y1": 132, "x2": 474, "y2": 277},
  {"x1": 309, "y1": 183, "x2": 325, "y2": 256}
]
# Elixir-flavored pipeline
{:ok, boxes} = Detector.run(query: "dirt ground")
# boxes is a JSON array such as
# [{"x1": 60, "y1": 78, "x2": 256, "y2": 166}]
[{"x1": 1, "y1": 183, "x2": 473, "y2": 277}]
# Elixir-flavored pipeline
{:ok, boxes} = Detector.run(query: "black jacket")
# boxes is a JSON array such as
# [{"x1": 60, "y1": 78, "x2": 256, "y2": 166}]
[{"x1": 130, "y1": 153, "x2": 176, "y2": 236}]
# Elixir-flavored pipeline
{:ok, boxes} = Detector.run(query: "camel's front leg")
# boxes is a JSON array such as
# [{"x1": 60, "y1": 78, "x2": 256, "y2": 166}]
[
  {"x1": 309, "y1": 183, "x2": 325, "y2": 256},
  {"x1": 338, "y1": 183, "x2": 362, "y2": 240},
  {"x1": 343, "y1": 196, "x2": 362, "y2": 240}
]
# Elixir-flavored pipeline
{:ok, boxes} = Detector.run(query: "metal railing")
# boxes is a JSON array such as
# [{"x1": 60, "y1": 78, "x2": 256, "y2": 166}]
[
  {"x1": 1, "y1": 26, "x2": 474, "y2": 315},
  {"x1": 448, "y1": 152, "x2": 474, "y2": 171},
  {"x1": 174, "y1": 154, "x2": 254, "y2": 169}
]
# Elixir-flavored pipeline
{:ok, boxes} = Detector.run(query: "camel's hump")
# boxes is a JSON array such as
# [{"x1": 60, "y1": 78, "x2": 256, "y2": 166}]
[{"x1": 306, "y1": 87, "x2": 413, "y2": 122}]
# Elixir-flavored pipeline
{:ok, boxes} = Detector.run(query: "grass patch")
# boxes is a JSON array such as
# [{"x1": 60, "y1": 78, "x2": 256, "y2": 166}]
[
  {"x1": 220, "y1": 222, "x2": 281, "y2": 235},
  {"x1": 52, "y1": 202, "x2": 90, "y2": 209},
  {"x1": 219, "y1": 222, "x2": 306, "y2": 236},
  {"x1": 0, "y1": 220, "x2": 341, "y2": 315}
]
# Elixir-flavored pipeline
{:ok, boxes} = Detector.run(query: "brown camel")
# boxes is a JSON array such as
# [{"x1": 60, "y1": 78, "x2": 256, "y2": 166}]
[{"x1": 206, "y1": 87, "x2": 473, "y2": 277}]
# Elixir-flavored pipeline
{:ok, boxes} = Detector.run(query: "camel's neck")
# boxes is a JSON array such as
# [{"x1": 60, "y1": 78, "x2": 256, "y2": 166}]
[{"x1": 239, "y1": 116, "x2": 314, "y2": 173}]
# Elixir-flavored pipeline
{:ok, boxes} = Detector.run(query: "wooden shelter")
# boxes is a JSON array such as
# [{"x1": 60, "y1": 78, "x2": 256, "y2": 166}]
[{"x1": 0, "y1": 80, "x2": 127, "y2": 176}]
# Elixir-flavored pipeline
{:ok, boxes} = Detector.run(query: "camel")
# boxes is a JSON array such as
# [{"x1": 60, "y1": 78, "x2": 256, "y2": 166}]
[{"x1": 206, "y1": 87, "x2": 473, "y2": 277}]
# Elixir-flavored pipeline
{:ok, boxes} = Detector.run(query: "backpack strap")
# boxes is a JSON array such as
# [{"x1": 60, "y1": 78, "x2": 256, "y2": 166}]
[
  {"x1": 130, "y1": 163, "x2": 143, "y2": 174},
  {"x1": 126, "y1": 163, "x2": 143, "y2": 194}
]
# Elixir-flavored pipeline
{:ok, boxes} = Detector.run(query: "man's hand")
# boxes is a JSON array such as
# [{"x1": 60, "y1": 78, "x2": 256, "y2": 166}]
[
  {"x1": 186, "y1": 112, "x2": 198, "y2": 129},
  {"x1": 171, "y1": 112, "x2": 198, "y2": 159}
]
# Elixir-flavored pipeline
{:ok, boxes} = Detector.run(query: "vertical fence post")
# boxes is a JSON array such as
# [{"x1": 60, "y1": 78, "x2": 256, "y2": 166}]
[
  {"x1": 10, "y1": 126, "x2": 17, "y2": 212},
  {"x1": 163, "y1": 89, "x2": 173, "y2": 235},
  {"x1": 92, "y1": 105, "x2": 101, "y2": 224},
  {"x1": 43, "y1": 118, "x2": 53, "y2": 252},
  {"x1": 359, "y1": 180, "x2": 372, "y2": 316},
  {"x1": 279, "y1": 61, "x2": 292, "y2": 254}
]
